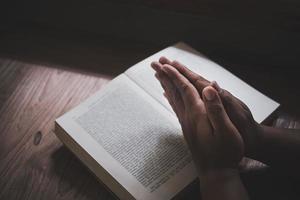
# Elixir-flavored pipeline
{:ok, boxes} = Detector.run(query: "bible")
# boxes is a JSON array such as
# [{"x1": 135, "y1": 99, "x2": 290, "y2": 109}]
[{"x1": 55, "y1": 42, "x2": 279, "y2": 200}]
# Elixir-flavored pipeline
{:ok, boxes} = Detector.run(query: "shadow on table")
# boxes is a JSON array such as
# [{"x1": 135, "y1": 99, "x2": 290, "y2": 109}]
[{"x1": 51, "y1": 145, "x2": 116, "y2": 200}]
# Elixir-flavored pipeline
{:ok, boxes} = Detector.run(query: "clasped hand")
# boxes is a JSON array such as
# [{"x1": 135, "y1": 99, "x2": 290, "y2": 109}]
[
  {"x1": 152, "y1": 57, "x2": 300, "y2": 200},
  {"x1": 151, "y1": 57, "x2": 261, "y2": 177}
]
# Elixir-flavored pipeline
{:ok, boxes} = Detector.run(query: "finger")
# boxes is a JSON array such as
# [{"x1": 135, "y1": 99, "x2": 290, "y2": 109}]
[
  {"x1": 169, "y1": 60, "x2": 210, "y2": 94},
  {"x1": 156, "y1": 61, "x2": 206, "y2": 150},
  {"x1": 219, "y1": 88, "x2": 253, "y2": 133},
  {"x1": 159, "y1": 58, "x2": 210, "y2": 92},
  {"x1": 152, "y1": 62, "x2": 173, "y2": 98},
  {"x1": 211, "y1": 80, "x2": 245, "y2": 114},
  {"x1": 163, "y1": 92, "x2": 183, "y2": 123},
  {"x1": 211, "y1": 81, "x2": 249, "y2": 113},
  {"x1": 159, "y1": 56, "x2": 172, "y2": 65},
  {"x1": 162, "y1": 64, "x2": 201, "y2": 107},
  {"x1": 155, "y1": 71, "x2": 185, "y2": 118},
  {"x1": 202, "y1": 86, "x2": 232, "y2": 131},
  {"x1": 151, "y1": 61, "x2": 164, "y2": 73},
  {"x1": 163, "y1": 92, "x2": 176, "y2": 113},
  {"x1": 161, "y1": 76, "x2": 185, "y2": 116},
  {"x1": 210, "y1": 81, "x2": 223, "y2": 94},
  {"x1": 155, "y1": 71, "x2": 184, "y2": 111},
  {"x1": 211, "y1": 81, "x2": 247, "y2": 112}
]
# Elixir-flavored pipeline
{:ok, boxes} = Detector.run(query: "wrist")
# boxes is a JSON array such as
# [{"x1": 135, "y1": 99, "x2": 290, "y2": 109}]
[
  {"x1": 199, "y1": 168, "x2": 249, "y2": 200},
  {"x1": 247, "y1": 122, "x2": 265, "y2": 158},
  {"x1": 199, "y1": 168, "x2": 240, "y2": 183},
  {"x1": 247, "y1": 123, "x2": 268, "y2": 160}
]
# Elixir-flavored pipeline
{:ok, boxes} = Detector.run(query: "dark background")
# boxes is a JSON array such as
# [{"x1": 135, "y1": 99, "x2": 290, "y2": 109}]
[{"x1": 1, "y1": 0, "x2": 299, "y2": 114}]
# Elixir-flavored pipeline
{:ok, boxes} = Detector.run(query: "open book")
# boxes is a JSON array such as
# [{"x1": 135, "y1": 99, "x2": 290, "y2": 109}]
[{"x1": 55, "y1": 42, "x2": 279, "y2": 200}]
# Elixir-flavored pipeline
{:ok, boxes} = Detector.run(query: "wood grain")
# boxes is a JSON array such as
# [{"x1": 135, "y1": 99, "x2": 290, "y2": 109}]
[{"x1": 0, "y1": 60, "x2": 115, "y2": 200}]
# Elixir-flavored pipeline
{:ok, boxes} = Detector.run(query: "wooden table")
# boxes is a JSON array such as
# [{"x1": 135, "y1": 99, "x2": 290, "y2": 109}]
[{"x1": 0, "y1": 14, "x2": 300, "y2": 199}]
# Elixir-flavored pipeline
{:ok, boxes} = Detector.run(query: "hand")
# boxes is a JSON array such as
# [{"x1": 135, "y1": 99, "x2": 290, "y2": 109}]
[
  {"x1": 151, "y1": 62, "x2": 244, "y2": 175},
  {"x1": 157, "y1": 57, "x2": 262, "y2": 158}
]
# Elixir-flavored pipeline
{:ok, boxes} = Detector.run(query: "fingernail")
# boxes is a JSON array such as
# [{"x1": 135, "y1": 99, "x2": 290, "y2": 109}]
[
  {"x1": 159, "y1": 56, "x2": 166, "y2": 63},
  {"x1": 204, "y1": 87, "x2": 216, "y2": 101}
]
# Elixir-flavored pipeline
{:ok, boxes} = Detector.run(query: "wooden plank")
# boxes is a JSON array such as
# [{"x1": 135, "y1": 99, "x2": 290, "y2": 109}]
[{"x1": 0, "y1": 60, "x2": 115, "y2": 199}]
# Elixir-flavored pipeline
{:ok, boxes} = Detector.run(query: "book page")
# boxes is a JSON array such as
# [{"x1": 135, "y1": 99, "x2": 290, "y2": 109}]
[
  {"x1": 56, "y1": 74, "x2": 197, "y2": 200},
  {"x1": 125, "y1": 42, "x2": 279, "y2": 123}
]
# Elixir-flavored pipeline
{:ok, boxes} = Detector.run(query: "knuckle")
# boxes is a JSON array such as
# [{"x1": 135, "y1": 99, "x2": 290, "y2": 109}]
[
  {"x1": 172, "y1": 60, "x2": 184, "y2": 68},
  {"x1": 174, "y1": 91, "x2": 181, "y2": 101},
  {"x1": 172, "y1": 60, "x2": 181, "y2": 66},
  {"x1": 194, "y1": 76, "x2": 209, "y2": 88},
  {"x1": 174, "y1": 61, "x2": 187, "y2": 72},
  {"x1": 180, "y1": 83, "x2": 190, "y2": 94},
  {"x1": 208, "y1": 103, "x2": 224, "y2": 115},
  {"x1": 191, "y1": 104, "x2": 206, "y2": 118},
  {"x1": 193, "y1": 110, "x2": 207, "y2": 119},
  {"x1": 240, "y1": 100, "x2": 250, "y2": 111},
  {"x1": 194, "y1": 76, "x2": 202, "y2": 84},
  {"x1": 222, "y1": 90, "x2": 233, "y2": 103}
]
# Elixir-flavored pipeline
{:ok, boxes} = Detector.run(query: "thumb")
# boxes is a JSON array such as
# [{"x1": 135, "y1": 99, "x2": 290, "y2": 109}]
[{"x1": 202, "y1": 86, "x2": 232, "y2": 131}]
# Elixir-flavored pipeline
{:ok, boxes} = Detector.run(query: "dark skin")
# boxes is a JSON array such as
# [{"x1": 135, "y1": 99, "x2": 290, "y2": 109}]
[{"x1": 151, "y1": 57, "x2": 300, "y2": 200}]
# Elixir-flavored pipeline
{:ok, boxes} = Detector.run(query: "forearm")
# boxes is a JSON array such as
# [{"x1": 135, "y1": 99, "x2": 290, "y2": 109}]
[
  {"x1": 199, "y1": 169, "x2": 249, "y2": 200},
  {"x1": 252, "y1": 125, "x2": 300, "y2": 170}
]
